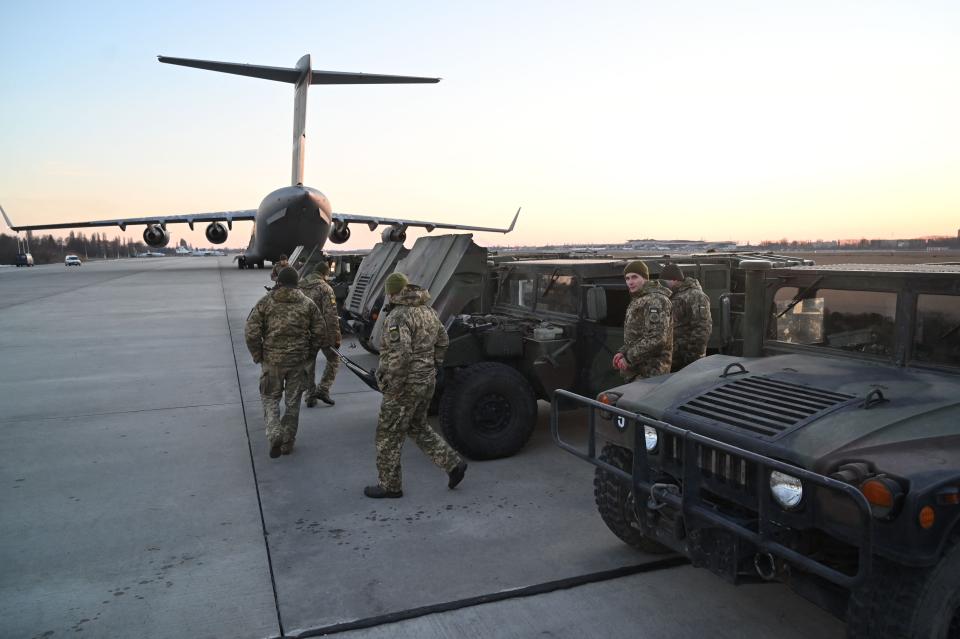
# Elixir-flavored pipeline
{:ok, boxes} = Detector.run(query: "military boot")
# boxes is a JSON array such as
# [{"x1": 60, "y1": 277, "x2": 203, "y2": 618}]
[
  {"x1": 317, "y1": 389, "x2": 335, "y2": 405},
  {"x1": 448, "y1": 461, "x2": 468, "y2": 489},
  {"x1": 363, "y1": 485, "x2": 403, "y2": 499},
  {"x1": 281, "y1": 441, "x2": 295, "y2": 455},
  {"x1": 268, "y1": 440, "x2": 282, "y2": 459}
]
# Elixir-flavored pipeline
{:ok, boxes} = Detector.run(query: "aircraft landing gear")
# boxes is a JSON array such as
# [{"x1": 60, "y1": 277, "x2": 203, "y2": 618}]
[{"x1": 237, "y1": 256, "x2": 247, "y2": 270}]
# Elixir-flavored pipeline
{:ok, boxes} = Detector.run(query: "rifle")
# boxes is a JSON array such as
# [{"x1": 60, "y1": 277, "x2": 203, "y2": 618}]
[{"x1": 332, "y1": 348, "x2": 380, "y2": 392}]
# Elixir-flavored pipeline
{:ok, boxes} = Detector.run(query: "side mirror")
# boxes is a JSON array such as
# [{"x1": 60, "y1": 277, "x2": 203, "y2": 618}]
[{"x1": 585, "y1": 286, "x2": 607, "y2": 321}]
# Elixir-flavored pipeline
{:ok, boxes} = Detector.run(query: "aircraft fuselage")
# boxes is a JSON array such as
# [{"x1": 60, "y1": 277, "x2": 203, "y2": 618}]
[{"x1": 245, "y1": 185, "x2": 332, "y2": 264}]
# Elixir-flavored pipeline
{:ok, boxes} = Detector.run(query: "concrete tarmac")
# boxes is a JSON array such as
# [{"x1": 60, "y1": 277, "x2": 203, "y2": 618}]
[{"x1": 0, "y1": 258, "x2": 846, "y2": 639}]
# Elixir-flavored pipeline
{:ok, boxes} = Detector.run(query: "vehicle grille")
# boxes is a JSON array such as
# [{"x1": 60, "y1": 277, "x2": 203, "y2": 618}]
[
  {"x1": 675, "y1": 376, "x2": 856, "y2": 440},
  {"x1": 348, "y1": 274, "x2": 372, "y2": 311},
  {"x1": 660, "y1": 433, "x2": 753, "y2": 491}
]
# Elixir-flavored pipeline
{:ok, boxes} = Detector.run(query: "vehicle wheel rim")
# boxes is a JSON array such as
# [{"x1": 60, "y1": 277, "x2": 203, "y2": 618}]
[{"x1": 471, "y1": 393, "x2": 512, "y2": 435}]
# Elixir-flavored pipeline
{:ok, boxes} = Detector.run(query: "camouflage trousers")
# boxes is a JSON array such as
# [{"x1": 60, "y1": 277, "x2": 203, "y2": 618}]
[
  {"x1": 305, "y1": 346, "x2": 340, "y2": 399},
  {"x1": 259, "y1": 362, "x2": 309, "y2": 446},
  {"x1": 375, "y1": 382, "x2": 461, "y2": 493},
  {"x1": 671, "y1": 343, "x2": 707, "y2": 372}
]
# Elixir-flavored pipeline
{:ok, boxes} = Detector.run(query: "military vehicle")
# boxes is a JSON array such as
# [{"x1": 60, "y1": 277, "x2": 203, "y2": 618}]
[
  {"x1": 437, "y1": 252, "x2": 808, "y2": 460},
  {"x1": 552, "y1": 261, "x2": 960, "y2": 638},
  {"x1": 326, "y1": 252, "x2": 367, "y2": 318},
  {"x1": 342, "y1": 241, "x2": 410, "y2": 351}
]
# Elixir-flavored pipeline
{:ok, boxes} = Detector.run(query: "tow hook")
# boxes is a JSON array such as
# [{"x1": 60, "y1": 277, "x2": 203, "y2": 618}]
[
  {"x1": 754, "y1": 552, "x2": 777, "y2": 581},
  {"x1": 647, "y1": 483, "x2": 680, "y2": 511}
]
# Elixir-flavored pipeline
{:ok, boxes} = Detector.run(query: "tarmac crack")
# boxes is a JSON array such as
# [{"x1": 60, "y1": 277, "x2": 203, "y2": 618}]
[
  {"x1": 291, "y1": 556, "x2": 689, "y2": 638},
  {"x1": 0, "y1": 401, "x2": 243, "y2": 424},
  {"x1": 218, "y1": 262, "x2": 286, "y2": 638}
]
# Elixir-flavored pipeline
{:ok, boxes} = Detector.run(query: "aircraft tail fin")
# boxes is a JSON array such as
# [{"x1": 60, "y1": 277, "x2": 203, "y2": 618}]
[{"x1": 158, "y1": 55, "x2": 440, "y2": 187}]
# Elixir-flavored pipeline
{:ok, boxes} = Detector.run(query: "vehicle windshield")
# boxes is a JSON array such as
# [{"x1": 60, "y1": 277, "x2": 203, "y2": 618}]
[
  {"x1": 498, "y1": 270, "x2": 537, "y2": 310},
  {"x1": 496, "y1": 269, "x2": 579, "y2": 315},
  {"x1": 770, "y1": 286, "x2": 897, "y2": 357},
  {"x1": 914, "y1": 294, "x2": 960, "y2": 367}
]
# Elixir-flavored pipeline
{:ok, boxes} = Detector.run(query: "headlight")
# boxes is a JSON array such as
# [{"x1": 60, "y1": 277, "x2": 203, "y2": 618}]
[
  {"x1": 643, "y1": 426, "x2": 658, "y2": 452},
  {"x1": 770, "y1": 471, "x2": 803, "y2": 509}
]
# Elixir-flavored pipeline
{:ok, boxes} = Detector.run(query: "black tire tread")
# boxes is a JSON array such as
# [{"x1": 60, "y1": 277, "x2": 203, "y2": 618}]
[
  {"x1": 593, "y1": 444, "x2": 671, "y2": 554},
  {"x1": 439, "y1": 362, "x2": 537, "y2": 460},
  {"x1": 846, "y1": 533, "x2": 960, "y2": 639}
]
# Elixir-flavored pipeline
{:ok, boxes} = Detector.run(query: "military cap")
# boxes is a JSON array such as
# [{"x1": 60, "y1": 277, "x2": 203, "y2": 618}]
[
  {"x1": 623, "y1": 260, "x2": 650, "y2": 279},
  {"x1": 384, "y1": 272, "x2": 409, "y2": 295},
  {"x1": 660, "y1": 263, "x2": 684, "y2": 282},
  {"x1": 277, "y1": 266, "x2": 300, "y2": 287},
  {"x1": 314, "y1": 260, "x2": 330, "y2": 275}
]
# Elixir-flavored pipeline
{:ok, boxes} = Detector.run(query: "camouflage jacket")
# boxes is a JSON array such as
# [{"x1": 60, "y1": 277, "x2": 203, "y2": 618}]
[
  {"x1": 244, "y1": 287, "x2": 329, "y2": 368},
  {"x1": 269, "y1": 261, "x2": 288, "y2": 282},
  {"x1": 299, "y1": 272, "x2": 342, "y2": 346},
  {"x1": 671, "y1": 277, "x2": 712, "y2": 364},
  {"x1": 619, "y1": 280, "x2": 673, "y2": 380},
  {"x1": 376, "y1": 286, "x2": 448, "y2": 394}
]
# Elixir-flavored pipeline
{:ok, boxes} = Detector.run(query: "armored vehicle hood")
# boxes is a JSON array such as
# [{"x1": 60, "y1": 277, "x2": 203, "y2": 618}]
[{"x1": 613, "y1": 353, "x2": 960, "y2": 472}]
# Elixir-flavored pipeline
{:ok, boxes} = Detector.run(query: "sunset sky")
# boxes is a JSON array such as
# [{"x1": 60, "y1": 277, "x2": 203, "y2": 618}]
[{"x1": 1, "y1": 1, "x2": 957, "y2": 249}]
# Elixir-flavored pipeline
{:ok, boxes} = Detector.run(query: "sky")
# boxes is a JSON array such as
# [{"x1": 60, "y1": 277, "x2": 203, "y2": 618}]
[{"x1": 1, "y1": 1, "x2": 958, "y2": 249}]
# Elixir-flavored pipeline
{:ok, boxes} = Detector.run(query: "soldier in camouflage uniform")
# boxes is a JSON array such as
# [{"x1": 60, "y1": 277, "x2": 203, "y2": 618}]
[
  {"x1": 660, "y1": 263, "x2": 713, "y2": 372},
  {"x1": 364, "y1": 272, "x2": 468, "y2": 498},
  {"x1": 245, "y1": 267, "x2": 330, "y2": 459},
  {"x1": 299, "y1": 260, "x2": 341, "y2": 406},
  {"x1": 269, "y1": 254, "x2": 289, "y2": 284},
  {"x1": 612, "y1": 260, "x2": 673, "y2": 381}
]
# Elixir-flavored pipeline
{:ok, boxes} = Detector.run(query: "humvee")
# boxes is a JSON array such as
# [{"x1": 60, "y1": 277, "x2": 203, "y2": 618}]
[
  {"x1": 553, "y1": 261, "x2": 960, "y2": 638},
  {"x1": 438, "y1": 252, "x2": 807, "y2": 460}
]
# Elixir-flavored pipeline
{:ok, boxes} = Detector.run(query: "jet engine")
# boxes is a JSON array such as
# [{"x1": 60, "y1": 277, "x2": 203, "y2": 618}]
[
  {"x1": 143, "y1": 224, "x2": 170, "y2": 248},
  {"x1": 381, "y1": 225, "x2": 406, "y2": 243},
  {"x1": 329, "y1": 221, "x2": 351, "y2": 244},
  {"x1": 205, "y1": 222, "x2": 228, "y2": 244}
]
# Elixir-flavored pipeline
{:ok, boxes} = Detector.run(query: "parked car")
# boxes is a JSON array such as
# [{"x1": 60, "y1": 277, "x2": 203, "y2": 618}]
[
  {"x1": 65, "y1": 255, "x2": 82, "y2": 266},
  {"x1": 16, "y1": 252, "x2": 34, "y2": 267}
]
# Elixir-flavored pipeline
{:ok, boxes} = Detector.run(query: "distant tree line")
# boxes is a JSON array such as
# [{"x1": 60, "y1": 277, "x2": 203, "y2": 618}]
[
  {"x1": 0, "y1": 231, "x2": 153, "y2": 265},
  {"x1": 756, "y1": 236, "x2": 960, "y2": 251}
]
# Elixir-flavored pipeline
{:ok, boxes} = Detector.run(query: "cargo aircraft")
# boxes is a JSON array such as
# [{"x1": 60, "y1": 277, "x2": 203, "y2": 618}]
[{"x1": 1, "y1": 54, "x2": 519, "y2": 268}]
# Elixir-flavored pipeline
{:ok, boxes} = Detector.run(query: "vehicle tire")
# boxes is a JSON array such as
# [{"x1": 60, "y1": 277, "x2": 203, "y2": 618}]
[
  {"x1": 846, "y1": 534, "x2": 960, "y2": 639},
  {"x1": 439, "y1": 362, "x2": 537, "y2": 460},
  {"x1": 357, "y1": 334, "x2": 379, "y2": 355},
  {"x1": 594, "y1": 444, "x2": 671, "y2": 554}
]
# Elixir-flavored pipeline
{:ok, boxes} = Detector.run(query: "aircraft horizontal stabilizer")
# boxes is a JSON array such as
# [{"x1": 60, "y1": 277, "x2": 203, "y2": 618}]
[{"x1": 158, "y1": 56, "x2": 439, "y2": 85}]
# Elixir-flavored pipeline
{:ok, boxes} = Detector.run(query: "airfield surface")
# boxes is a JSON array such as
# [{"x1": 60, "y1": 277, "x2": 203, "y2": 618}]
[{"x1": 0, "y1": 258, "x2": 845, "y2": 639}]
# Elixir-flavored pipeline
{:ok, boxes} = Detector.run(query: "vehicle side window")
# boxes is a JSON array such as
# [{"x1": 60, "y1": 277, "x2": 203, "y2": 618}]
[
  {"x1": 537, "y1": 273, "x2": 578, "y2": 315},
  {"x1": 772, "y1": 287, "x2": 897, "y2": 356},
  {"x1": 600, "y1": 288, "x2": 630, "y2": 327},
  {"x1": 914, "y1": 294, "x2": 960, "y2": 367}
]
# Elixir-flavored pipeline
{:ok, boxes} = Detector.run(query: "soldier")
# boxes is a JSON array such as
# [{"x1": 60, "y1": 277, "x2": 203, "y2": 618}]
[
  {"x1": 299, "y1": 260, "x2": 341, "y2": 407},
  {"x1": 365, "y1": 272, "x2": 468, "y2": 498},
  {"x1": 612, "y1": 260, "x2": 673, "y2": 381},
  {"x1": 245, "y1": 266, "x2": 329, "y2": 459},
  {"x1": 660, "y1": 263, "x2": 712, "y2": 371},
  {"x1": 269, "y1": 254, "x2": 289, "y2": 283}
]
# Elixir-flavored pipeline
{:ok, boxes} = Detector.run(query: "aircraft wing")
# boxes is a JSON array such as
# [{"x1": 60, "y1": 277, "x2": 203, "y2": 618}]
[
  {"x1": 332, "y1": 208, "x2": 520, "y2": 234},
  {"x1": 0, "y1": 204, "x2": 256, "y2": 232}
]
